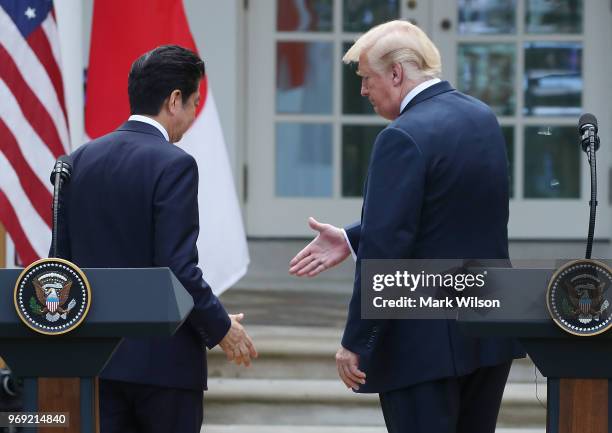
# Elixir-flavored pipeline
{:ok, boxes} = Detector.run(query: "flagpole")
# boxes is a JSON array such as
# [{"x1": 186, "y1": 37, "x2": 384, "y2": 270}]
[
  {"x1": 54, "y1": 0, "x2": 85, "y2": 150},
  {"x1": 33, "y1": 4, "x2": 93, "y2": 432}
]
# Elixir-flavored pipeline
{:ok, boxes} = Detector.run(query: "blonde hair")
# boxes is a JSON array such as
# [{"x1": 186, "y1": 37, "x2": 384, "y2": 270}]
[{"x1": 343, "y1": 20, "x2": 442, "y2": 80}]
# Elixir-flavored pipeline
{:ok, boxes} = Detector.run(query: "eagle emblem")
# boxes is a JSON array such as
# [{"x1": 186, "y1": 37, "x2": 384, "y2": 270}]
[
  {"x1": 14, "y1": 258, "x2": 91, "y2": 336},
  {"x1": 32, "y1": 273, "x2": 77, "y2": 322},
  {"x1": 547, "y1": 259, "x2": 612, "y2": 336},
  {"x1": 564, "y1": 280, "x2": 609, "y2": 324}
]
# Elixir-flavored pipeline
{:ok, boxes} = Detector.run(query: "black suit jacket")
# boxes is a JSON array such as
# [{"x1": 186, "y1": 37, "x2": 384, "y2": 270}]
[
  {"x1": 342, "y1": 81, "x2": 524, "y2": 393},
  {"x1": 57, "y1": 120, "x2": 230, "y2": 390}
]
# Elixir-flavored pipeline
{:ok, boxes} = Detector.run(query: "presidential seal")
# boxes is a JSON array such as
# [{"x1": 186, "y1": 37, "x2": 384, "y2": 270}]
[
  {"x1": 546, "y1": 259, "x2": 612, "y2": 336},
  {"x1": 13, "y1": 258, "x2": 91, "y2": 336}
]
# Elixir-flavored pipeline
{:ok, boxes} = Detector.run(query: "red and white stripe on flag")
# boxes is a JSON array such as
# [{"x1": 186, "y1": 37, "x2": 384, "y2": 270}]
[
  {"x1": 85, "y1": 0, "x2": 249, "y2": 294},
  {"x1": 0, "y1": 0, "x2": 70, "y2": 265},
  {"x1": 47, "y1": 299, "x2": 58, "y2": 313}
]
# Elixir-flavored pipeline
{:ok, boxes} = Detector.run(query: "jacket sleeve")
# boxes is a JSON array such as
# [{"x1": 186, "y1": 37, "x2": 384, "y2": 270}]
[
  {"x1": 153, "y1": 152, "x2": 231, "y2": 349},
  {"x1": 341, "y1": 127, "x2": 426, "y2": 359}
]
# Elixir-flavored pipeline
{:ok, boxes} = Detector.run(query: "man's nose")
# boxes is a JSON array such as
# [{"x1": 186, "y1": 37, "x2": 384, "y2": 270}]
[{"x1": 361, "y1": 82, "x2": 368, "y2": 97}]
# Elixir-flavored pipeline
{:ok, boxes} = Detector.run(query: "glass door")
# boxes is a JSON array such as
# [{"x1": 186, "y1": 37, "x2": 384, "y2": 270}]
[
  {"x1": 246, "y1": 0, "x2": 424, "y2": 236},
  {"x1": 432, "y1": 0, "x2": 611, "y2": 238},
  {"x1": 246, "y1": 0, "x2": 611, "y2": 238}
]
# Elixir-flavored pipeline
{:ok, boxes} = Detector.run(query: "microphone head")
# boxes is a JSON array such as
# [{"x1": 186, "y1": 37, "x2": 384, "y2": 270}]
[
  {"x1": 579, "y1": 113, "x2": 598, "y2": 133},
  {"x1": 50, "y1": 155, "x2": 73, "y2": 185}
]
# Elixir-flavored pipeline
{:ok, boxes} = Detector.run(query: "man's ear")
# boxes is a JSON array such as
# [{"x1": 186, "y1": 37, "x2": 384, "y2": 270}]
[
  {"x1": 168, "y1": 89, "x2": 183, "y2": 114},
  {"x1": 391, "y1": 63, "x2": 403, "y2": 86}
]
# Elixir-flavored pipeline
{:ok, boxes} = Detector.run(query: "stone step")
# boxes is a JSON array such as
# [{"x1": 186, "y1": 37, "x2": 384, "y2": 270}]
[
  {"x1": 203, "y1": 426, "x2": 544, "y2": 433},
  {"x1": 208, "y1": 326, "x2": 543, "y2": 383},
  {"x1": 208, "y1": 326, "x2": 340, "y2": 380},
  {"x1": 203, "y1": 378, "x2": 547, "y2": 428}
]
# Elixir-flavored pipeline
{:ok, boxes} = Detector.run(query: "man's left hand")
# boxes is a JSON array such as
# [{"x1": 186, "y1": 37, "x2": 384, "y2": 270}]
[{"x1": 335, "y1": 347, "x2": 366, "y2": 391}]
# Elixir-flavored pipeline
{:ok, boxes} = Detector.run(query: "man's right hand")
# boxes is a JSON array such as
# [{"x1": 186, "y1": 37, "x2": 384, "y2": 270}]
[
  {"x1": 219, "y1": 313, "x2": 258, "y2": 367},
  {"x1": 289, "y1": 217, "x2": 351, "y2": 277}
]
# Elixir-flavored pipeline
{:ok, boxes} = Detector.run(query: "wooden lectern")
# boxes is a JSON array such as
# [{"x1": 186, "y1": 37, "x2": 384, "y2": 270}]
[
  {"x1": 0, "y1": 267, "x2": 193, "y2": 433},
  {"x1": 458, "y1": 266, "x2": 612, "y2": 433}
]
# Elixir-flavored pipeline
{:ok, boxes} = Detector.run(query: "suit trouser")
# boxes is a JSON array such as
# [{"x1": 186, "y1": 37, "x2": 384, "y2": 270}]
[
  {"x1": 379, "y1": 361, "x2": 512, "y2": 433},
  {"x1": 99, "y1": 379, "x2": 203, "y2": 433}
]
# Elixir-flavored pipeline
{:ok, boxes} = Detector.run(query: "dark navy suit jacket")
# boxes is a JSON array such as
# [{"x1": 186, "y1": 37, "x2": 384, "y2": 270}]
[
  {"x1": 57, "y1": 120, "x2": 230, "y2": 391},
  {"x1": 342, "y1": 81, "x2": 524, "y2": 393}
]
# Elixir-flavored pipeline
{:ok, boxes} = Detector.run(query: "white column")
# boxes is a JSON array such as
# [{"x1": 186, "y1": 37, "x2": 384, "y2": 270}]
[{"x1": 54, "y1": 0, "x2": 85, "y2": 149}]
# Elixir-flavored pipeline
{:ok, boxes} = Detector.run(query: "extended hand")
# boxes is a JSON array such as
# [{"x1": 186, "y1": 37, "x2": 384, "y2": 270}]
[
  {"x1": 289, "y1": 217, "x2": 351, "y2": 277},
  {"x1": 335, "y1": 346, "x2": 366, "y2": 391},
  {"x1": 219, "y1": 313, "x2": 258, "y2": 367}
]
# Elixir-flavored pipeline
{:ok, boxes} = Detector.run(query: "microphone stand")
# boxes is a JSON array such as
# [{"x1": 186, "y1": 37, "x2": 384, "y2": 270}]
[
  {"x1": 50, "y1": 161, "x2": 63, "y2": 258},
  {"x1": 585, "y1": 135, "x2": 599, "y2": 259},
  {"x1": 50, "y1": 158, "x2": 71, "y2": 258}
]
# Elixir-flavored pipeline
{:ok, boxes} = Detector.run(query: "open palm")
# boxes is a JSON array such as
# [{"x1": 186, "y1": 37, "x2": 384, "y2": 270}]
[{"x1": 289, "y1": 217, "x2": 351, "y2": 277}]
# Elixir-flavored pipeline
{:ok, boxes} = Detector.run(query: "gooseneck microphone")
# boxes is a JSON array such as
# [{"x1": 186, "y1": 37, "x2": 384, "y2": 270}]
[
  {"x1": 49, "y1": 155, "x2": 72, "y2": 258},
  {"x1": 50, "y1": 155, "x2": 72, "y2": 186},
  {"x1": 579, "y1": 113, "x2": 600, "y2": 259},
  {"x1": 579, "y1": 113, "x2": 600, "y2": 153}
]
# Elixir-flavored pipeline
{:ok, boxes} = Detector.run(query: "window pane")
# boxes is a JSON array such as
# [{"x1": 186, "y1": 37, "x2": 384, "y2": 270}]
[
  {"x1": 342, "y1": 42, "x2": 375, "y2": 115},
  {"x1": 524, "y1": 126, "x2": 580, "y2": 199},
  {"x1": 524, "y1": 42, "x2": 582, "y2": 116},
  {"x1": 458, "y1": 0, "x2": 517, "y2": 34},
  {"x1": 277, "y1": 42, "x2": 333, "y2": 114},
  {"x1": 458, "y1": 43, "x2": 516, "y2": 116},
  {"x1": 502, "y1": 126, "x2": 514, "y2": 198},
  {"x1": 342, "y1": 125, "x2": 384, "y2": 197},
  {"x1": 276, "y1": 123, "x2": 333, "y2": 197},
  {"x1": 277, "y1": 0, "x2": 333, "y2": 32},
  {"x1": 526, "y1": 0, "x2": 583, "y2": 34},
  {"x1": 343, "y1": 0, "x2": 399, "y2": 33}
]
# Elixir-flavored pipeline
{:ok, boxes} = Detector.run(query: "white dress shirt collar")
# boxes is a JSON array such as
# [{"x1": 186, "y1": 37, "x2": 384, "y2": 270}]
[
  {"x1": 400, "y1": 77, "x2": 442, "y2": 113},
  {"x1": 128, "y1": 114, "x2": 170, "y2": 142}
]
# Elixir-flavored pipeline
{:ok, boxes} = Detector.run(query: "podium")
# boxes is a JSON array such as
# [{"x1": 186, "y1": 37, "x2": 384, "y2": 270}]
[
  {"x1": 458, "y1": 266, "x2": 612, "y2": 433},
  {"x1": 0, "y1": 267, "x2": 193, "y2": 433}
]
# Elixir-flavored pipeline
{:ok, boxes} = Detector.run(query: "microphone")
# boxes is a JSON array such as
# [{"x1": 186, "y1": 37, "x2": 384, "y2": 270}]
[
  {"x1": 579, "y1": 114, "x2": 600, "y2": 260},
  {"x1": 0, "y1": 368, "x2": 21, "y2": 411},
  {"x1": 50, "y1": 155, "x2": 72, "y2": 186},
  {"x1": 579, "y1": 113, "x2": 600, "y2": 153},
  {"x1": 0, "y1": 369, "x2": 17, "y2": 397}
]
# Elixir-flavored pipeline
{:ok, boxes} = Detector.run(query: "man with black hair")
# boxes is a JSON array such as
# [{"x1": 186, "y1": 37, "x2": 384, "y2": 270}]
[{"x1": 57, "y1": 45, "x2": 256, "y2": 433}]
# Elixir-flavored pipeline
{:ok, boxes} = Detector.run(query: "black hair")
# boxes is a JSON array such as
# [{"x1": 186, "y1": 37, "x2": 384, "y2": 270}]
[{"x1": 128, "y1": 45, "x2": 205, "y2": 115}]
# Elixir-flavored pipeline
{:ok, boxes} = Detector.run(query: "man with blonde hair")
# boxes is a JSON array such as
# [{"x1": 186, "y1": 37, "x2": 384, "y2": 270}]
[{"x1": 290, "y1": 20, "x2": 523, "y2": 433}]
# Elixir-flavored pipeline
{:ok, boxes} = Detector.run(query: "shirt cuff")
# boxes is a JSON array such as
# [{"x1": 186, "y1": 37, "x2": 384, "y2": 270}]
[{"x1": 342, "y1": 229, "x2": 357, "y2": 261}]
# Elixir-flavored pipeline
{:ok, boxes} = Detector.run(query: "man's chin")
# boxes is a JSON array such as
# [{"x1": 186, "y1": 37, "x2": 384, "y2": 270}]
[
  {"x1": 174, "y1": 130, "x2": 188, "y2": 143},
  {"x1": 372, "y1": 106, "x2": 389, "y2": 119}
]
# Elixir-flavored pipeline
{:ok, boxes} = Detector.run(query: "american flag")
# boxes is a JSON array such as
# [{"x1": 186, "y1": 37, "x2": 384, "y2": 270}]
[{"x1": 0, "y1": 0, "x2": 69, "y2": 265}]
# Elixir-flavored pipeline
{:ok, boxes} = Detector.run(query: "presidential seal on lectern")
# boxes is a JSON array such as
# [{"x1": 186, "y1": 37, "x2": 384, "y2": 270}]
[
  {"x1": 13, "y1": 258, "x2": 91, "y2": 336},
  {"x1": 547, "y1": 259, "x2": 612, "y2": 337}
]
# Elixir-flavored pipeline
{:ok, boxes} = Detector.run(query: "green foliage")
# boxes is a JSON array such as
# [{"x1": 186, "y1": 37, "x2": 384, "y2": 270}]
[
  {"x1": 561, "y1": 296, "x2": 573, "y2": 316},
  {"x1": 29, "y1": 297, "x2": 42, "y2": 315}
]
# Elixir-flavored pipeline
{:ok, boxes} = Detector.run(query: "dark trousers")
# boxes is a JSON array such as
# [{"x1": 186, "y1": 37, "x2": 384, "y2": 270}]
[
  {"x1": 99, "y1": 379, "x2": 203, "y2": 433},
  {"x1": 379, "y1": 361, "x2": 512, "y2": 433}
]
